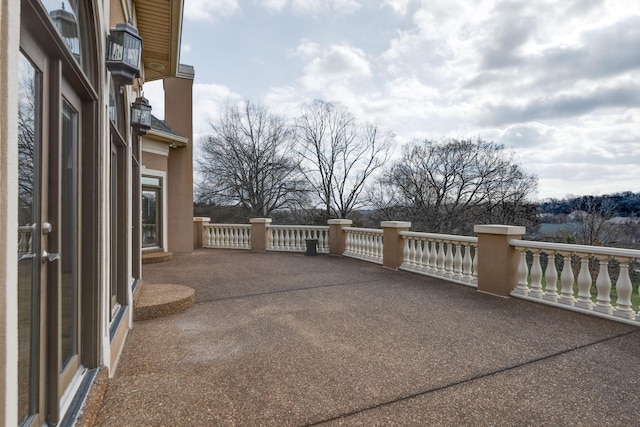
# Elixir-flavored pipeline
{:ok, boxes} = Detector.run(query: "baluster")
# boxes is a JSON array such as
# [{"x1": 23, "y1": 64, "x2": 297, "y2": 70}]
[
  {"x1": 462, "y1": 243, "x2": 472, "y2": 281},
  {"x1": 559, "y1": 252, "x2": 575, "y2": 305},
  {"x1": 513, "y1": 248, "x2": 529, "y2": 295},
  {"x1": 421, "y1": 239, "x2": 430, "y2": 272},
  {"x1": 408, "y1": 238, "x2": 417, "y2": 267},
  {"x1": 358, "y1": 233, "x2": 364, "y2": 256},
  {"x1": 279, "y1": 228, "x2": 285, "y2": 250},
  {"x1": 286, "y1": 229, "x2": 293, "y2": 250},
  {"x1": 576, "y1": 254, "x2": 593, "y2": 310},
  {"x1": 402, "y1": 237, "x2": 409, "y2": 266},
  {"x1": 235, "y1": 228, "x2": 241, "y2": 247},
  {"x1": 443, "y1": 242, "x2": 453, "y2": 276},
  {"x1": 18, "y1": 230, "x2": 27, "y2": 254},
  {"x1": 213, "y1": 227, "x2": 218, "y2": 246},
  {"x1": 319, "y1": 230, "x2": 325, "y2": 252},
  {"x1": 429, "y1": 240, "x2": 438, "y2": 270},
  {"x1": 436, "y1": 241, "x2": 445, "y2": 272},
  {"x1": 529, "y1": 250, "x2": 543, "y2": 298},
  {"x1": 28, "y1": 228, "x2": 34, "y2": 253},
  {"x1": 594, "y1": 256, "x2": 612, "y2": 314},
  {"x1": 453, "y1": 243, "x2": 463, "y2": 278},
  {"x1": 415, "y1": 239, "x2": 424, "y2": 270},
  {"x1": 377, "y1": 234, "x2": 383, "y2": 261},
  {"x1": 472, "y1": 244, "x2": 478, "y2": 280},
  {"x1": 363, "y1": 233, "x2": 371, "y2": 259},
  {"x1": 613, "y1": 257, "x2": 635, "y2": 319},
  {"x1": 345, "y1": 231, "x2": 352, "y2": 254},
  {"x1": 221, "y1": 228, "x2": 227, "y2": 247},
  {"x1": 543, "y1": 251, "x2": 558, "y2": 302},
  {"x1": 369, "y1": 234, "x2": 376, "y2": 259}
]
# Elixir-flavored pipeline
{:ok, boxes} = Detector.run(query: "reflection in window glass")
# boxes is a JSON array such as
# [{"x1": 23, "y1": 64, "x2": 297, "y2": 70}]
[
  {"x1": 17, "y1": 51, "x2": 41, "y2": 425},
  {"x1": 43, "y1": 0, "x2": 81, "y2": 63},
  {"x1": 142, "y1": 189, "x2": 160, "y2": 247},
  {"x1": 60, "y1": 100, "x2": 79, "y2": 371}
]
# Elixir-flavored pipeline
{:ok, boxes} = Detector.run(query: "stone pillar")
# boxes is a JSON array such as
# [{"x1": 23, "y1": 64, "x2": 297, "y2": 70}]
[
  {"x1": 327, "y1": 219, "x2": 352, "y2": 256},
  {"x1": 381, "y1": 221, "x2": 411, "y2": 270},
  {"x1": 250, "y1": 218, "x2": 272, "y2": 251},
  {"x1": 474, "y1": 225, "x2": 526, "y2": 297},
  {"x1": 164, "y1": 64, "x2": 195, "y2": 254},
  {"x1": 193, "y1": 217, "x2": 210, "y2": 249}
]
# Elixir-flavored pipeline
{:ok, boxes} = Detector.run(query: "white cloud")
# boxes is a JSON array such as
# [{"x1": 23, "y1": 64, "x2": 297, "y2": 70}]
[
  {"x1": 183, "y1": 0, "x2": 640, "y2": 198},
  {"x1": 180, "y1": 42, "x2": 192, "y2": 56},
  {"x1": 382, "y1": 0, "x2": 414, "y2": 16},
  {"x1": 259, "y1": 0, "x2": 361, "y2": 16},
  {"x1": 192, "y1": 83, "x2": 243, "y2": 135},
  {"x1": 184, "y1": 0, "x2": 240, "y2": 21},
  {"x1": 290, "y1": 39, "x2": 320, "y2": 58},
  {"x1": 300, "y1": 44, "x2": 371, "y2": 91},
  {"x1": 261, "y1": 0, "x2": 288, "y2": 13}
]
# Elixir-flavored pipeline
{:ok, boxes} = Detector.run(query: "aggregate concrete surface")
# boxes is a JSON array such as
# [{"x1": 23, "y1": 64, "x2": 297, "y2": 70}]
[{"x1": 95, "y1": 249, "x2": 640, "y2": 426}]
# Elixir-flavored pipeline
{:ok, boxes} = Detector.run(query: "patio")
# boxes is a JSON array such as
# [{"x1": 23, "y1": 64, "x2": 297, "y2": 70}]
[{"x1": 95, "y1": 249, "x2": 640, "y2": 426}]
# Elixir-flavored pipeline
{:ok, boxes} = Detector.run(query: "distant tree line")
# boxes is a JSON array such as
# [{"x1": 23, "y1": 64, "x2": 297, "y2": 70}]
[
  {"x1": 540, "y1": 192, "x2": 640, "y2": 217},
  {"x1": 195, "y1": 99, "x2": 539, "y2": 234}
]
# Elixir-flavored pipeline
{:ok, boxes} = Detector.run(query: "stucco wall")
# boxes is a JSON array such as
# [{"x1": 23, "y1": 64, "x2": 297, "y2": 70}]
[{"x1": 0, "y1": 0, "x2": 21, "y2": 424}]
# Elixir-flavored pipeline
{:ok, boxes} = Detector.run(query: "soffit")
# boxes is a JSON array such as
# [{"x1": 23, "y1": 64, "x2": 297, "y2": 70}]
[{"x1": 134, "y1": 0, "x2": 183, "y2": 82}]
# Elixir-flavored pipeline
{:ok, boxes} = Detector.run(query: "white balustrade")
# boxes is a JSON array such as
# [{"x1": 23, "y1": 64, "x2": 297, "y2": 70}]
[
  {"x1": 267, "y1": 225, "x2": 329, "y2": 253},
  {"x1": 343, "y1": 227, "x2": 383, "y2": 264},
  {"x1": 399, "y1": 232, "x2": 478, "y2": 287},
  {"x1": 203, "y1": 224, "x2": 251, "y2": 250},
  {"x1": 18, "y1": 224, "x2": 36, "y2": 261},
  {"x1": 510, "y1": 239, "x2": 640, "y2": 325}
]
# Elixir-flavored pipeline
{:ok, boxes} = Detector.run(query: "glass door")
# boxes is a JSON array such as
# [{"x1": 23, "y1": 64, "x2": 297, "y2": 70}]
[{"x1": 18, "y1": 44, "x2": 83, "y2": 427}]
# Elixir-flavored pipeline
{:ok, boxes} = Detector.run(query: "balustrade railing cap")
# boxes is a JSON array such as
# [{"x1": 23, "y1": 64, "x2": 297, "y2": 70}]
[
  {"x1": 249, "y1": 218, "x2": 273, "y2": 223},
  {"x1": 193, "y1": 217, "x2": 211, "y2": 222},
  {"x1": 474, "y1": 224, "x2": 525, "y2": 235},
  {"x1": 381, "y1": 221, "x2": 411, "y2": 229},
  {"x1": 327, "y1": 219, "x2": 353, "y2": 225}
]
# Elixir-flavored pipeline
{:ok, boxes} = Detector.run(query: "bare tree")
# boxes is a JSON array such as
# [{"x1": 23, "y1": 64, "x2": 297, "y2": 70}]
[
  {"x1": 571, "y1": 196, "x2": 619, "y2": 246},
  {"x1": 296, "y1": 100, "x2": 393, "y2": 219},
  {"x1": 196, "y1": 100, "x2": 306, "y2": 217},
  {"x1": 375, "y1": 138, "x2": 538, "y2": 234}
]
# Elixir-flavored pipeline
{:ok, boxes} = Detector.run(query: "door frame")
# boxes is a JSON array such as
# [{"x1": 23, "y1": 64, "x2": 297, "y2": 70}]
[{"x1": 20, "y1": 0, "x2": 102, "y2": 424}]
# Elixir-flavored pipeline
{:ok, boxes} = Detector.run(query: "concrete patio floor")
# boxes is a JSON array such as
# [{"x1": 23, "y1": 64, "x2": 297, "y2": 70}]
[{"x1": 95, "y1": 249, "x2": 640, "y2": 426}]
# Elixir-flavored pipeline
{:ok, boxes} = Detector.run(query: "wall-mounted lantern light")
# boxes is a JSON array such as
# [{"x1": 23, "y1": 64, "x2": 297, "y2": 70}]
[
  {"x1": 50, "y1": 4, "x2": 80, "y2": 58},
  {"x1": 131, "y1": 95, "x2": 152, "y2": 135},
  {"x1": 106, "y1": 22, "x2": 142, "y2": 85}
]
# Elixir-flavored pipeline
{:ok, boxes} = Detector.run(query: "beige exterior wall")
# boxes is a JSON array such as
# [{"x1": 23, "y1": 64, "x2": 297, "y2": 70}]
[
  {"x1": 0, "y1": 1, "x2": 21, "y2": 424},
  {"x1": 142, "y1": 151, "x2": 169, "y2": 172}
]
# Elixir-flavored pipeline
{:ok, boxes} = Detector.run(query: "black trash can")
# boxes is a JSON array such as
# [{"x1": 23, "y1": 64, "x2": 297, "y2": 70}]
[{"x1": 305, "y1": 238, "x2": 318, "y2": 256}]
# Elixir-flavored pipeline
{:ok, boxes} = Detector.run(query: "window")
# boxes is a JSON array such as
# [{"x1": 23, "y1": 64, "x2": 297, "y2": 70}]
[{"x1": 142, "y1": 176, "x2": 162, "y2": 249}]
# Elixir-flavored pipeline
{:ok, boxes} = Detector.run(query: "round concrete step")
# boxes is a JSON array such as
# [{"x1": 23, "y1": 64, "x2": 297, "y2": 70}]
[
  {"x1": 134, "y1": 283, "x2": 195, "y2": 321},
  {"x1": 142, "y1": 251, "x2": 173, "y2": 264}
]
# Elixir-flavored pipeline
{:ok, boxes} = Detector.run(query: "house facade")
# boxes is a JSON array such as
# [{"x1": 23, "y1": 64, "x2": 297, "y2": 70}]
[{"x1": 1, "y1": 0, "x2": 193, "y2": 425}]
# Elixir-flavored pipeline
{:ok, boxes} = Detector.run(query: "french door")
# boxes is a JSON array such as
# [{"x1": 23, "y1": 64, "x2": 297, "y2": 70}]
[{"x1": 18, "y1": 31, "x2": 83, "y2": 427}]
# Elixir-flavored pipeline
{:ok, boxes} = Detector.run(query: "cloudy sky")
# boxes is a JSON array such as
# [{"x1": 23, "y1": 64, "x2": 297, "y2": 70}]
[{"x1": 145, "y1": 0, "x2": 640, "y2": 200}]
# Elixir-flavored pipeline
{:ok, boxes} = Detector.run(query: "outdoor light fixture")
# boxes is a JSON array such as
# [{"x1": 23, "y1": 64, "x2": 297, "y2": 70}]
[
  {"x1": 106, "y1": 22, "x2": 142, "y2": 85},
  {"x1": 50, "y1": 4, "x2": 80, "y2": 58},
  {"x1": 131, "y1": 95, "x2": 152, "y2": 135}
]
